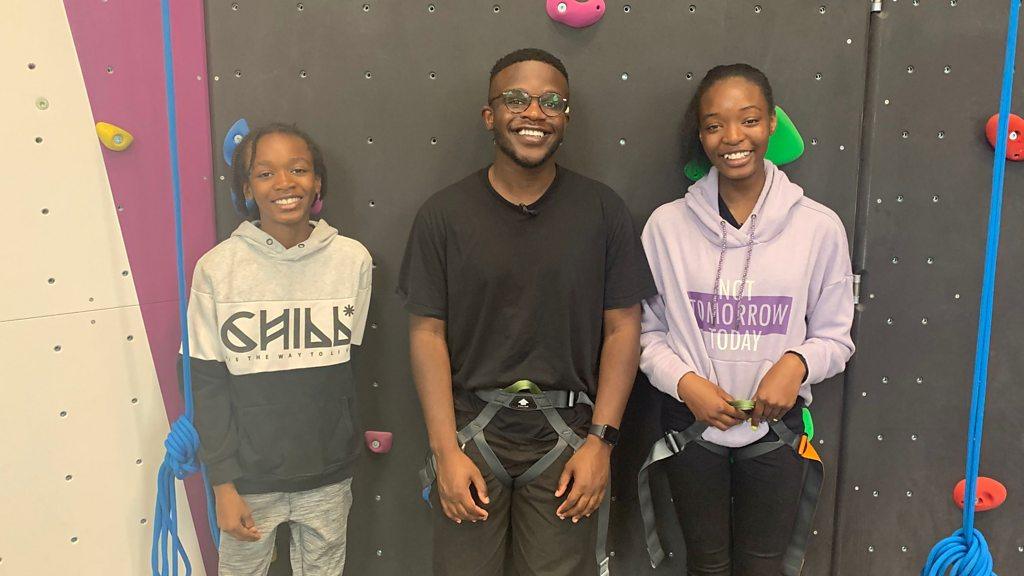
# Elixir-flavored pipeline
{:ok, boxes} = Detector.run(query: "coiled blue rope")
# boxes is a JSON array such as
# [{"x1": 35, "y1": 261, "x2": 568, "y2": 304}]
[
  {"x1": 151, "y1": 0, "x2": 219, "y2": 574},
  {"x1": 921, "y1": 2, "x2": 1019, "y2": 575}
]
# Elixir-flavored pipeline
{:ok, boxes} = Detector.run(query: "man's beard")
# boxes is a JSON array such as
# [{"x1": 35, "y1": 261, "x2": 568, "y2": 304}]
[{"x1": 494, "y1": 129, "x2": 563, "y2": 169}]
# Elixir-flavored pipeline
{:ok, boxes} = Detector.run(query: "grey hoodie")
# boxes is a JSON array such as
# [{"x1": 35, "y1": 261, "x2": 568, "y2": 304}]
[
  {"x1": 183, "y1": 220, "x2": 372, "y2": 493},
  {"x1": 640, "y1": 161, "x2": 855, "y2": 447}
]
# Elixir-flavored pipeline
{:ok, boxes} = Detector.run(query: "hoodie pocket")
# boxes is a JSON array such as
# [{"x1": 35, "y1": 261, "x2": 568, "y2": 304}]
[
  {"x1": 236, "y1": 402, "x2": 316, "y2": 476},
  {"x1": 235, "y1": 396, "x2": 358, "y2": 479},
  {"x1": 708, "y1": 358, "x2": 774, "y2": 401},
  {"x1": 324, "y1": 396, "x2": 358, "y2": 464}
]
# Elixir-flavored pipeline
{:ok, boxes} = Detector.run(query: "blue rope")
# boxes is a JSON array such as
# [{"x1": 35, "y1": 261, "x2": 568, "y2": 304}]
[
  {"x1": 151, "y1": 0, "x2": 219, "y2": 574},
  {"x1": 922, "y1": 2, "x2": 1019, "y2": 575}
]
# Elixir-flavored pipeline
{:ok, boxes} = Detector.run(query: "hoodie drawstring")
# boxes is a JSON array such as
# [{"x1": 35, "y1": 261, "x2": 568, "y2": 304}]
[{"x1": 710, "y1": 213, "x2": 757, "y2": 328}]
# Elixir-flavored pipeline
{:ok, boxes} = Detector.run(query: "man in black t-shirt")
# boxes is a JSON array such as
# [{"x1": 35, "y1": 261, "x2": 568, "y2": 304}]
[{"x1": 398, "y1": 48, "x2": 656, "y2": 576}]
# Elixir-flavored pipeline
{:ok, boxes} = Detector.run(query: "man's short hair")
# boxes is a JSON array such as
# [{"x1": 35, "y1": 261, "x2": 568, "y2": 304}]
[{"x1": 490, "y1": 48, "x2": 569, "y2": 83}]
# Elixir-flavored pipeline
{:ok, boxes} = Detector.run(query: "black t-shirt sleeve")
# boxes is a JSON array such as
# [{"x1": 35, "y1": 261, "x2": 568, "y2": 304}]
[
  {"x1": 397, "y1": 201, "x2": 448, "y2": 320},
  {"x1": 603, "y1": 192, "x2": 658, "y2": 309}
]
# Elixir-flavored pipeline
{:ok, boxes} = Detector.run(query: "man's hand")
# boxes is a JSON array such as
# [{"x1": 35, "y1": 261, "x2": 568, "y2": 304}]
[
  {"x1": 751, "y1": 353, "x2": 806, "y2": 424},
  {"x1": 555, "y1": 436, "x2": 611, "y2": 523},
  {"x1": 214, "y1": 483, "x2": 260, "y2": 542},
  {"x1": 435, "y1": 448, "x2": 490, "y2": 523},
  {"x1": 677, "y1": 372, "x2": 747, "y2": 431}
]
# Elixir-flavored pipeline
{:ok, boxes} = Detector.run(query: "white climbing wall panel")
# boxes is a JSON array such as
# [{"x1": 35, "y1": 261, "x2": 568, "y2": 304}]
[{"x1": 0, "y1": 1, "x2": 205, "y2": 573}]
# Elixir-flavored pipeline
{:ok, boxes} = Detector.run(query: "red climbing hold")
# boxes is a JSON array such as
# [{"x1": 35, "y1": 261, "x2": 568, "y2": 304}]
[
  {"x1": 364, "y1": 430, "x2": 393, "y2": 454},
  {"x1": 985, "y1": 113, "x2": 1024, "y2": 160},
  {"x1": 952, "y1": 477, "x2": 1007, "y2": 512}
]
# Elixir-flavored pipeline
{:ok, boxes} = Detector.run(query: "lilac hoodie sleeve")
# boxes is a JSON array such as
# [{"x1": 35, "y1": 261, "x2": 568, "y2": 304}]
[
  {"x1": 639, "y1": 209, "x2": 699, "y2": 401},
  {"x1": 787, "y1": 217, "x2": 856, "y2": 384},
  {"x1": 640, "y1": 293, "x2": 697, "y2": 401}
]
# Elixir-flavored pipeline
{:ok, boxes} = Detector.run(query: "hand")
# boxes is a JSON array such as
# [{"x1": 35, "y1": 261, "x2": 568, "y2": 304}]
[
  {"x1": 435, "y1": 448, "x2": 490, "y2": 523},
  {"x1": 555, "y1": 436, "x2": 611, "y2": 523},
  {"x1": 214, "y1": 483, "x2": 260, "y2": 542},
  {"x1": 676, "y1": 372, "x2": 747, "y2": 431},
  {"x1": 557, "y1": 434, "x2": 610, "y2": 520},
  {"x1": 751, "y1": 353, "x2": 805, "y2": 424}
]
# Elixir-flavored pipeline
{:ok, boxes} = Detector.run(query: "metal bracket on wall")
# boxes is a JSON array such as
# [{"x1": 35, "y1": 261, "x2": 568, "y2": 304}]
[{"x1": 853, "y1": 273, "x2": 863, "y2": 305}]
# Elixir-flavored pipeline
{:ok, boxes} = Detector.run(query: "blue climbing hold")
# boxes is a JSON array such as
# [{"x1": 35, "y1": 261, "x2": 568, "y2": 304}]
[{"x1": 223, "y1": 118, "x2": 250, "y2": 166}]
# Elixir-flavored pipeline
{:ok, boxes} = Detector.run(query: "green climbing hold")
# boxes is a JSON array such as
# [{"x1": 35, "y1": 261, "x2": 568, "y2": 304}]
[
  {"x1": 802, "y1": 406, "x2": 814, "y2": 442},
  {"x1": 765, "y1": 106, "x2": 804, "y2": 165},
  {"x1": 683, "y1": 105, "x2": 805, "y2": 181},
  {"x1": 684, "y1": 157, "x2": 712, "y2": 182}
]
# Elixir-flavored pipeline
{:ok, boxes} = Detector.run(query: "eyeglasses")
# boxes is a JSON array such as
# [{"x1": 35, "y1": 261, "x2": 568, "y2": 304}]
[{"x1": 488, "y1": 88, "x2": 570, "y2": 117}]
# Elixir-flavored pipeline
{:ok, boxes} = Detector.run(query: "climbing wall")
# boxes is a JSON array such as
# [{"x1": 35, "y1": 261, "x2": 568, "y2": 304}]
[
  {"x1": 0, "y1": 1, "x2": 216, "y2": 574},
  {"x1": 835, "y1": 1, "x2": 1024, "y2": 574},
  {"x1": 204, "y1": 2, "x2": 868, "y2": 574}
]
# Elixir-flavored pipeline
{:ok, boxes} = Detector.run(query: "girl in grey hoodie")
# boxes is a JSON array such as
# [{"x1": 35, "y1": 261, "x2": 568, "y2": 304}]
[{"x1": 639, "y1": 65, "x2": 855, "y2": 575}]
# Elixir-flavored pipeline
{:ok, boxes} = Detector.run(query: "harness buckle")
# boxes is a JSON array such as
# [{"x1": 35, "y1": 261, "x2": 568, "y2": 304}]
[
  {"x1": 666, "y1": 432, "x2": 681, "y2": 454},
  {"x1": 509, "y1": 394, "x2": 538, "y2": 410}
]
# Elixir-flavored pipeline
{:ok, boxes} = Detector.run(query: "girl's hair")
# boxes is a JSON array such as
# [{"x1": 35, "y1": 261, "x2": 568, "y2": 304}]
[
  {"x1": 681, "y1": 64, "x2": 775, "y2": 166},
  {"x1": 230, "y1": 123, "x2": 327, "y2": 219}
]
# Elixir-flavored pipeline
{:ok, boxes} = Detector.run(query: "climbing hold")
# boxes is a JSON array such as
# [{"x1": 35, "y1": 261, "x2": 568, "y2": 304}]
[
  {"x1": 801, "y1": 406, "x2": 814, "y2": 442},
  {"x1": 364, "y1": 430, "x2": 393, "y2": 454},
  {"x1": 546, "y1": 0, "x2": 605, "y2": 28},
  {"x1": 684, "y1": 157, "x2": 712, "y2": 182},
  {"x1": 95, "y1": 122, "x2": 134, "y2": 151},
  {"x1": 953, "y1": 477, "x2": 1006, "y2": 512},
  {"x1": 765, "y1": 106, "x2": 804, "y2": 165},
  {"x1": 684, "y1": 105, "x2": 805, "y2": 180},
  {"x1": 223, "y1": 118, "x2": 250, "y2": 166},
  {"x1": 985, "y1": 112, "x2": 1024, "y2": 160}
]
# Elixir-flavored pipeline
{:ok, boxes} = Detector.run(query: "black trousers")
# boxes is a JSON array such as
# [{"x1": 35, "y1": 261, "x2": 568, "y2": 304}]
[
  {"x1": 662, "y1": 402, "x2": 807, "y2": 576},
  {"x1": 432, "y1": 396, "x2": 596, "y2": 576}
]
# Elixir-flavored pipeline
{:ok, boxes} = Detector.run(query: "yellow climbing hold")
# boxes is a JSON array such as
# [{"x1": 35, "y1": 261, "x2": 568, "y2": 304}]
[{"x1": 96, "y1": 121, "x2": 133, "y2": 151}]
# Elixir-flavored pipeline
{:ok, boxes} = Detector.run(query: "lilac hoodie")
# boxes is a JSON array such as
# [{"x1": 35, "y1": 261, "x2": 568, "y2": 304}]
[{"x1": 640, "y1": 160, "x2": 855, "y2": 447}]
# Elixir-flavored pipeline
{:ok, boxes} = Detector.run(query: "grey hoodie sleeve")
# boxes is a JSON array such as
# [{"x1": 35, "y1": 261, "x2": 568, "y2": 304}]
[{"x1": 181, "y1": 268, "x2": 243, "y2": 485}]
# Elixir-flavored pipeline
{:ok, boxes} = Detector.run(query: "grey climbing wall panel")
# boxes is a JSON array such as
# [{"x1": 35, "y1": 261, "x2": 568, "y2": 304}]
[
  {"x1": 835, "y1": 1, "x2": 1024, "y2": 574},
  {"x1": 200, "y1": 0, "x2": 1014, "y2": 574},
  {"x1": 204, "y1": 1, "x2": 866, "y2": 574}
]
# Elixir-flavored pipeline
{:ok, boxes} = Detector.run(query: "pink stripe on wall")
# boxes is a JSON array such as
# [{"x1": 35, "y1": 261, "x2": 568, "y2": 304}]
[{"x1": 63, "y1": 0, "x2": 218, "y2": 573}]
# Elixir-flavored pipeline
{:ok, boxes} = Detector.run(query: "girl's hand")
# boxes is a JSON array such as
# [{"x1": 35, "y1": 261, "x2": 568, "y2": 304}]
[
  {"x1": 214, "y1": 483, "x2": 261, "y2": 542},
  {"x1": 676, "y1": 372, "x2": 747, "y2": 431},
  {"x1": 751, "y1": 353, "x2": 806, "y2": 424}
]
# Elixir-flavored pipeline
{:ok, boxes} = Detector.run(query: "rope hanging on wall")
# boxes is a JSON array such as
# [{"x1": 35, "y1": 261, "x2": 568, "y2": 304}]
[
  {"x1": 921, "y1": 1, "x2": 1019, "y2": 574},
  {"x1": 151, "y1": 0, "x2": 219, "y2": 574}
]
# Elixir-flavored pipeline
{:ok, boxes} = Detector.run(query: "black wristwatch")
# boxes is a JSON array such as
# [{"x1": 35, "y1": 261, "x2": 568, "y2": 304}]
[{"x1": 588, "y1": 423, "x2": 620, "y2": 447}]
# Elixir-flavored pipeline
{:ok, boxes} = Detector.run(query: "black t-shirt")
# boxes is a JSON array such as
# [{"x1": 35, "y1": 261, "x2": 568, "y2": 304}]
[
  {"x1": 398, "y1": 165, "x2": 656, "y2": 400},
  {"x1": 719, "y1": 193, "x2": 742, "y2": 229}
]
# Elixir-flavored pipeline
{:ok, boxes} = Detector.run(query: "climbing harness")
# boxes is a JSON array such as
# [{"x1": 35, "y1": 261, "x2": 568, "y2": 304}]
[
  {"x1": 419, "y1": 380, "x2": 612, "y2": 576},
  {"x1": 638, "y1": 414, "x2": 823, "y2": 576}
]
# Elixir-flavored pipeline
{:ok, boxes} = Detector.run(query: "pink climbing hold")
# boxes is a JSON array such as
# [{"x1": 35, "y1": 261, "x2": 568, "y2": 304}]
[
  {"x1": 952, "y1": 477, "x2": 1007, "y2": 512},
  {"x1": 364, "y1": 430, "x2": 393, "y2": 454},
  {"x1": 546, "y1": 0, "x2": 605, "y2": 29}
]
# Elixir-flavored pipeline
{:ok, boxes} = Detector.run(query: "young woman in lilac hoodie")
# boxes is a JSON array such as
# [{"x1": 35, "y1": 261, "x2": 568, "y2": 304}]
[{"x1": 639, "y1": 64, "x2": 855, "y2": 575}]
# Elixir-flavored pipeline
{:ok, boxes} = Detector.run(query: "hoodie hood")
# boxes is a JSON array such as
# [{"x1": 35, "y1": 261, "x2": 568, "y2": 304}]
[
  {"x1": 684, "y1": 159, "x2": 805, "y2": 248},
  {"x1": 232, "y1": 219, "x2": 338, "y2": 261}
]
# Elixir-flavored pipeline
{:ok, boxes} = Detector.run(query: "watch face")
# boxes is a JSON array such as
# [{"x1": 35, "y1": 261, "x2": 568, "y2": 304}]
[
  {"x1": 604, "y1": 425, "x2": 620, "y2": 446},
  {"x1": 592, "y1": 424, "x2": 620, "y2": 446}
]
